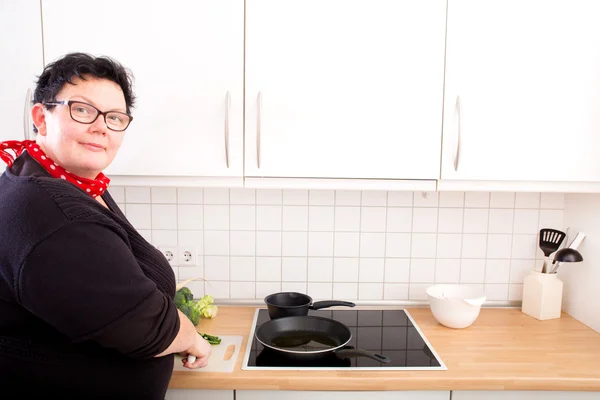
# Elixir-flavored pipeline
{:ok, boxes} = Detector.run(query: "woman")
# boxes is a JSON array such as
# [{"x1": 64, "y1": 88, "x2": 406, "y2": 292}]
[{"x1": 0, "y1": 53, "x2": 211, "y2": 399}]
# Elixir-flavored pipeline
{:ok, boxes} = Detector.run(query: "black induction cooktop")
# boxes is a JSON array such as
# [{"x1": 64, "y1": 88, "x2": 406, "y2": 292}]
[{"x1": 242, "y1": 308, "x2": 447, "y2": 370}]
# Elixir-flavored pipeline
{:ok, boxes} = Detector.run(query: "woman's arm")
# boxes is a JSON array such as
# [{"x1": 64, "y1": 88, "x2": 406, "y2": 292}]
[
  {"x1": 18, "y1": 221, "x2": 183, "y2": 359},
  {"x1": 154, "y1": 310, "x2": 212, "y2": 368}
]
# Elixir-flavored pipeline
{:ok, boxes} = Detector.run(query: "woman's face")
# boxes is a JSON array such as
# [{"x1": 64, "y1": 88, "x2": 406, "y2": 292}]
[{"x1": 32, "y1": 75, "x2": 128, "y2": 179}]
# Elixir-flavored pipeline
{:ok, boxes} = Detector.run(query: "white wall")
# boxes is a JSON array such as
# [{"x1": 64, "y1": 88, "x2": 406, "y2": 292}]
[
  {"x1": 110, "y1": 187, "x2": 564, "y2": 304},
  {"x1": 562, "y1": 194, "x2": 600, "y2": 332}
]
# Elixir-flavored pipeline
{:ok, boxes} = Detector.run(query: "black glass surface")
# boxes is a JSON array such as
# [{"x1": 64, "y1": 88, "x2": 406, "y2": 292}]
[{"x1": 246, "y1": 309, "x2": 442, "y2": 368}]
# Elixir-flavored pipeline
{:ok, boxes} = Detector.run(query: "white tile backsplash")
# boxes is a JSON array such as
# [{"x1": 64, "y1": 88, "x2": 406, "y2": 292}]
[
  {"x1": 439, "y1": 192, "x2": 465, "y2": 208},
  {"x1": 334, "y1": 258, "x2": 359, "y2": 282},
  {"x1": 309, "y1": 190, "x2": 335, "y2": 206},
  {"x1": 308, "y1": 282, "x2": 333, "y2": 299},
  {"x1": 308, "y1": 232, "x2": 334, "y2": 257},
  {"x1": 515, "y1": 193, "x2": 540, "y2": 209},
  {"x1": 152, "y1": 204, "x2": 177, "y2": 230},
  {"x1": 308, "y1": 206, "x2": 335, "y2": 231},
  {"x1": 360, "y1": 207, "x2": 387, "y2": 232},
  {"x1": 177, "y1": 205, "x2": 202, "y2": 230},
  {"x1": 230, "y1": 256, "x2": 255, "y2": 281},
  {"x1": 358, "y1": 258, "x2": 385, "y2": 283},
  {"x1": 256, "y1": 206, "x2": 282, "y2": 230},
  {"x1": 256, "y1": 231, "x2": 282, "y2": 256},
  {"x1": 283, "y1": 206, "x2": 309, "y2": 231},
  {"x1": 385, "y1": 233, "x2": 411, "y2": 258},
  {"x1": 151, "y1": 187, "x2": 176, "y2": 204},
  {"x1": 465, "y1": 192, "x2": 490, "y2": 208},
  {"x1": 177, "y1": 188, "x2": 203, "y2": 204},
  {"x1": 230, "y1": 205, "x2": 256, "y2": 230},
  {"x1": 308, "y1": 258, "x2": 333, "y2": 282},
  {"x1": 203, "y1": 188, "x2": 229, "y2": 204},
  {"x1": 384, "y1": 258, "x2": 410, "y2": 283},
  {"x1": 230, "y1": 188, "x2": 256, "y2": 205},
  {"x1": 230, "y1": 231, "x2": 255, "y2": 256},
  {"x1": 116, "y1": 187, "x2": 564, "y2": 302},
  {"x1": 283, "y1": 189, "x2": 309, "y2": 205},
  {"x1": 335, "y1": 190, "x2": 361, "y2": 206},
  {"x1": 387, "y1": 191, "x2": 413, "y2": 207},
  {"x1": 362, "y1": 191, "x2": 387, "y2": 206},
  {"x1": 126, "y1": 187, "x2": 151, "y2": 203},
  {"x1": 281, "y1": 231, "x2": 308, "y2": 256},
  {"x1": 334, "y1": 232, "x2": 360, "y2": 257}
]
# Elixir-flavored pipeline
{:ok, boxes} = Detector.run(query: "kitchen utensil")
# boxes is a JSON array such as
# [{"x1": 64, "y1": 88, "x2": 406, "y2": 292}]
[
  {"x1": 264, "y1": 292, "x2": 355, "y2": 319},
  {"x1": 174, "y1": 335, "x2": 243, "y2": 372},
  {"x1": 426, "y1": 284, "x2": 486, "y2": 329},
  {"x1": 548, "y1": 247, "x2": 584, "y2": 274},
  {"x1": 567, "y1": 231, "x2": 586, "y2": 250},
  {"x1": 255, "y1": 315, "x2": 391, "y2": 364},
  {"x1": 539, "y1": 228, "x2": 566, "y2": 273},
  {"x1": 522, "y1": 271, "x2": 563, "y2": 320}
]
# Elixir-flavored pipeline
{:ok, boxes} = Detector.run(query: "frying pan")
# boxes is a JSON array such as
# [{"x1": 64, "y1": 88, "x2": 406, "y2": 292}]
[
  {"x1": 265, "y1": 292, "x2": 355, "y2": 319},
  {"x1": 255, "y1": 315, "x2": 391, "y2": 364}
]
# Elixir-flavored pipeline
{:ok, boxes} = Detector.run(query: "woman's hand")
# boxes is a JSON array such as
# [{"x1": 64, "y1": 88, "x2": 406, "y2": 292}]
[{"x1": 181, "y1": 334, "x2": 212, "y2": 369}]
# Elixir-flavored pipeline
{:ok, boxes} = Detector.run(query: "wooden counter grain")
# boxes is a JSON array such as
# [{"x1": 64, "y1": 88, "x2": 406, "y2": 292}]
[{"x1": 168, "y1": 306, "x2": 600, "y2": 391}]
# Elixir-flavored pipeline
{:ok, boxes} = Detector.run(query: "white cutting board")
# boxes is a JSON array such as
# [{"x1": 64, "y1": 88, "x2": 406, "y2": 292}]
[{"x1": 173, "y1": 335, "x2": 243, "y2": 373}]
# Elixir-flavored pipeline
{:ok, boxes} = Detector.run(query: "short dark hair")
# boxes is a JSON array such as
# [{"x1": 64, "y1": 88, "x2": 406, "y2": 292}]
[{"x1": 33, "y1": 52, "x2": 136, "y2": 132}]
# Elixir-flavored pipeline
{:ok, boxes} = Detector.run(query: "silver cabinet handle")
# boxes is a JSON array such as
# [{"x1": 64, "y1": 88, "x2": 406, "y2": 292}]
[
  {"x1": 23, "y1": 88, "x2": 32, "y2": 140},
  {"x1": 453, "y1": 95, "x2": 462, "y2": 171},
  {"x1": 224, "y1": 91, "x2": 231, "y2": 168},
  {"x1": 257, "y1": 91, "x2": 262, "y2": 168}
]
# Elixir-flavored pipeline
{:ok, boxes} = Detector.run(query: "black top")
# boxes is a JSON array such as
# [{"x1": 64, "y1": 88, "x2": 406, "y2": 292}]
[{"x1": 0, "y1": 152, "x2": 180, "y2": 399}]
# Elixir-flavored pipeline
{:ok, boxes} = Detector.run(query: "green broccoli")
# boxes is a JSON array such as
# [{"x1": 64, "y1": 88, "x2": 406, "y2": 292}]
[
  {"x1": 178, "y1": 301, "x2": 201, "y2": 326},
  {"x1": 174, "y1": 287, "x2": 193, "y2": 308},
  {"x1": 174, "y1": 287, "x2": 218, "y2": 325}
]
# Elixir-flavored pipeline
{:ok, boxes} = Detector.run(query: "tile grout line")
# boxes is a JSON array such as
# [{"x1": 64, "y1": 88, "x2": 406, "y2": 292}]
[
  {"x1": 356, "y1": 192, "x2": 363, "y2": 301},
  {"x1": 306, "y1": 192, "x2": 311, "y2": 296},
  {"x1": 478, "y1": 193, "x2": 493, "y2": 292},
  {"x1": 407, "y1": 192, "x2": 415, "y2": 300},
  {"x1": 279, "y1": 190, "x2": 283, "y2": 294},
  {"x1": 382, "y1": 192, "x2": 389, "y2": 300},
  {"x1": 228, "y1": 189, "x2": 232, "y2": 299},
  {"x1": 456, "y1": 192, "x2": 467, "y2": 285},
  {"x1": 331, "y1": 191, "x2": 337, "y2": 299},
  {"x1": 201, "y1": 189, "x2": 206, "y2": 298}
]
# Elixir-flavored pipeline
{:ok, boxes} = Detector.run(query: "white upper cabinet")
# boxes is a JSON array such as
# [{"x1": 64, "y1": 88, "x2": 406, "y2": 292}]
[
  {"x1": 0, "y1": 0, "x2": 43, "y2": 142},
  {"x1": 245, "y1": 0, "x2": 447, "y2": 183},
  {"x1": 442, "y1": 0, "x2": 600, "y2": 186},
  {"x1": 41, "y1": 0, "x2": 244, "y2": 184}
]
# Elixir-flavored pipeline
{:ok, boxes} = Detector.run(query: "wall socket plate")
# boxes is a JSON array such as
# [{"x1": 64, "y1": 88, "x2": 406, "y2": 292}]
[
  {"x1": 158, "y1": 245, "x2": 178, "y2": 266},
  {"x1": 179, "y1": 246, "x2": 197, "y2": 267}
]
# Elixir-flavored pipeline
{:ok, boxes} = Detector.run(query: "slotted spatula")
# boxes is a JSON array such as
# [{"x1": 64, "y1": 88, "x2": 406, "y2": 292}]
[{"x1": 539, "y1": 228, "x2": 566, "y2": 273}]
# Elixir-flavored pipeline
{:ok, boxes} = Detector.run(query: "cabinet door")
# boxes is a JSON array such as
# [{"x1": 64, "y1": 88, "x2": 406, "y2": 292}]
[
  {"x1": 452, "y1": 391, "x2": 600, "y2": 400},
  {"x1": 236, "y1": 390, "x2": 450, "y2": 400},
  {"x1": 245, "y1": 0, "x2": 446, "y2": 180},
  {"x1": 0, "y1": 0, "x2": 43, "y2": 142},
  {"x1": 41, "y1": 0, "x2": 243, "y2": 180},
  {"x1": 166, "y1": 389, "x2": 233, "y2": 400},
  {"x1": 442, "y1": 0, "x2": 600, "y2": 183}
]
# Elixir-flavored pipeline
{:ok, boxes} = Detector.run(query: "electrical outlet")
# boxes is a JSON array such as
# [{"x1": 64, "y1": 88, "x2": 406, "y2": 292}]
[
  {"x1": 158, "y1": 245, "x2": 178, "y2": 266},
  {"x1": 179, "y1": 246, "x2": 197, "y2": 267}
]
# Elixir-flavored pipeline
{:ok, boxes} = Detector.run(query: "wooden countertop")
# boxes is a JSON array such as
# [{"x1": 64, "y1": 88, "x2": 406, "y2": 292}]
[{"x1": 169, "y1": 306, "x2": 600, "y2": 391}]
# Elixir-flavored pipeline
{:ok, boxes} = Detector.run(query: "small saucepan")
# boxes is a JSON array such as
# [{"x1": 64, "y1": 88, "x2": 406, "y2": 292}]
[
  {"x1": 255, "y1": 315, "x2": 391, "y2": 364},
  {"x1": 264, "y1": 292, "x2": 355, "y2": 319}
]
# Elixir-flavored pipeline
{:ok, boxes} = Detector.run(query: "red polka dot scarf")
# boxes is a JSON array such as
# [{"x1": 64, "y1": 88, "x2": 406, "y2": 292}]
[{"x1": 0, "y1": 140, "x2": 110, "y2": 198}]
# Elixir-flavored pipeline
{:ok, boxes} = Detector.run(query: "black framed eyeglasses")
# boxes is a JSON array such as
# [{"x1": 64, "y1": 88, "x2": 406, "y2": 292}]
[{"x1": 44, "y1": 100, "x2": 133, "y2": 132}]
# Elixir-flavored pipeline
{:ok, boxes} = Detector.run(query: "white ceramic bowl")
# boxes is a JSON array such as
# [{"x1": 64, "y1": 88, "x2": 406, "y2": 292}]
[{"x1": 426, "y1": 284, "x2": 486, "y2": 329}]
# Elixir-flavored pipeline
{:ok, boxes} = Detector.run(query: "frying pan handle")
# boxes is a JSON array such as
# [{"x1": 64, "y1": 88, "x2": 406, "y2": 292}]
[
  {"x1": 309, "y1": 301, "x2": 356, "y2": 310},
  {"x1": 334, "y1": 349, "x2": 392, "y2": 364}
]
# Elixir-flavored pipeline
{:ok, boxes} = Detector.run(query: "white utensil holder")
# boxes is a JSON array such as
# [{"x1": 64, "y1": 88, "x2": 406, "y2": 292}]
[{"x1": 521, "y1": 270, "x2": 563, "y2": 320}]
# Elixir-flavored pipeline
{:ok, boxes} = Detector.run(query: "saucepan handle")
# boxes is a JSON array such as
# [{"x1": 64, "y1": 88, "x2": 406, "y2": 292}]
[
  {"x1": 334, "y1": 348, "x2": 391, "y2": 364},
  {"x1": 309, "y1": 300, "x2": 356, "y2": 310}
]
